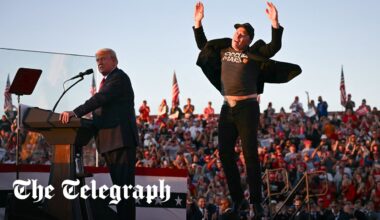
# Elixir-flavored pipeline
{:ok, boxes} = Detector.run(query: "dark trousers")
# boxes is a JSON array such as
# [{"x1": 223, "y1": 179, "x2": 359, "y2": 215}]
[
  {"x1": 103, "y1": 146, "x2": 136, "y2": 220},
  {"x1": 218, "y1": 99, "x2": 262, "y2": 204}
]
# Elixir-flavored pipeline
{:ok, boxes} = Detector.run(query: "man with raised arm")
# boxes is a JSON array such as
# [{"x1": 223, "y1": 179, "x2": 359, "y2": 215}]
[{"x1": 193, "y1": 2, "x2": 301, "y2": 219}]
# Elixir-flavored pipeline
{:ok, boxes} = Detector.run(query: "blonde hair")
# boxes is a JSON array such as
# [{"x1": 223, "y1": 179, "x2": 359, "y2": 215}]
[{"x1": 96, "y1": 48, "x2": 118, "y2": 63}]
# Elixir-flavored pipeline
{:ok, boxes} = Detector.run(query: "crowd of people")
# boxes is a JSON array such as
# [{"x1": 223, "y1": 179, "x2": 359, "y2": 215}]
[{"x1": 0, "y1": 95, "x2": 379, "y2": 219}]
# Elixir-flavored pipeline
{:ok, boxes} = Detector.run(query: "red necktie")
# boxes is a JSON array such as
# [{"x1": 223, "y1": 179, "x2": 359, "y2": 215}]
[{"x1": 98, "y1": 78, "x2": 106, "y2": 92}]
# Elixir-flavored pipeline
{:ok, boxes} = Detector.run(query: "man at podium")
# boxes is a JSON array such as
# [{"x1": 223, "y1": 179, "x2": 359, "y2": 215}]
[{"x1": 59, "y1": 48, "x2": 139, "y2": 220}]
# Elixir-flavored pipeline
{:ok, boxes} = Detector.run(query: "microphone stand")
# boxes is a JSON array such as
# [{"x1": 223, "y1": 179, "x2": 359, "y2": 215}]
[
  {"x1": 52, "y1": 77, "x2": 84, "y2": 112},
  {"x1": 51, "y1": 75, "x2": 95, "y2": 219},
  {"x1": 15, "y1": 95, "x2": 21, "y2": 179}
]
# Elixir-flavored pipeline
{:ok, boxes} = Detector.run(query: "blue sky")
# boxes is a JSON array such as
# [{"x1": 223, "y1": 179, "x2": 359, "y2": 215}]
[{"x1": 0, "y1": 0, "x2": 379, "y2": 114}]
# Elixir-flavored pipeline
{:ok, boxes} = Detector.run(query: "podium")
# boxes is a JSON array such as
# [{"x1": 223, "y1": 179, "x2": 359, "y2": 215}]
[{"x1": 22, "y1": 106, "x2": 95, "y2": 220}]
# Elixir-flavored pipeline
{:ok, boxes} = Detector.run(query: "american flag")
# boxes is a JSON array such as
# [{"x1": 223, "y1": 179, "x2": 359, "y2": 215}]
[
  {"x1": 171, "y1": 72, "x2": 180, "y2": 106},
  {"x1": 0, "y1": 165, "x2": 188, "y2": 220},
  {"x1": 340, "y1": 66, "x2": 347, "y2": 107},
  {"x1": 90, "y1": 73, "x2": 97, "y2": 96},
  {"x1": 4, "y1": 74, "x2": 13, "y2": 112}
]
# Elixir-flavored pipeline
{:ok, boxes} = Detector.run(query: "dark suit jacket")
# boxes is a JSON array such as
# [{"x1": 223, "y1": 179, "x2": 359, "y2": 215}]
[
  {"x1": 73, "y1": 68, "x2": 139, "y2": 153},
  {"x1": 218, "y1": 209, "x2": 238, "y2": 220},
  {"x1": 188, "y1": 203, "x2": 207, "y2": 220},
  {"x1": 323, "y1": 210, "x2": 351, "y2": 220},
  {"x1": 193, "y1": 25, "x2": 301, "y2": 95},
  {"x1": 294, "y1": 210, "x2": 312, "y2": 220}
]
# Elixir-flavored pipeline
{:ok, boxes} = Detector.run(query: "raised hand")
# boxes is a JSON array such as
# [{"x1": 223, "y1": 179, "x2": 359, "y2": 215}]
[
  {"x1": 194, "y1": 1, "x2": 204, "y2": 28},
  {"x1": 265, "y1": 2, "x2": 279, "y2": 28}
]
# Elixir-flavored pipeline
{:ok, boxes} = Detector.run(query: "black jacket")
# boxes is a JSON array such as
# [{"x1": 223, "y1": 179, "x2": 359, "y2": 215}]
[
  {"x1": 187, "y1": 203, "x2": 207, "y2": 220},
  {"x1": 73, "y1": 68, "x2": 139, "y2": 153},
  {"x1": 193, "y1": 25, "x2": 301, "y2": 94}
]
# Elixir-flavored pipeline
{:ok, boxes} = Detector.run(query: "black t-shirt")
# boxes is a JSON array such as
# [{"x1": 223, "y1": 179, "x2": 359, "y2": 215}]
[{"x1": 220, "y1": 47, "x2": 260, "y2": 96}]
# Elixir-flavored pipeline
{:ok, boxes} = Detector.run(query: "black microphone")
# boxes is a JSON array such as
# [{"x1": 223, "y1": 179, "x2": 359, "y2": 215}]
[{"x1": 68, "y1": 69, "x2": 94, "y2": 80}]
